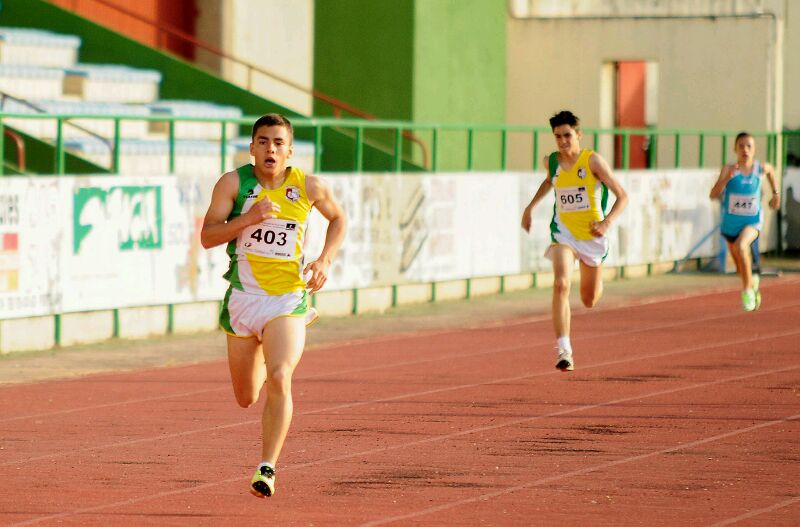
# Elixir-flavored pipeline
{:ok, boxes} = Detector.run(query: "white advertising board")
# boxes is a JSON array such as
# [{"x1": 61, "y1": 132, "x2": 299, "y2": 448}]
[{"x1": 0, "y1": 168, "x2": 737, "y2": 318}]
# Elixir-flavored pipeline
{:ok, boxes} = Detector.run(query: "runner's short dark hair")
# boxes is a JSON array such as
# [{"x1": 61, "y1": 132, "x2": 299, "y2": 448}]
[
  {"x1": 549, "y1": 110, "x2": 580, "y2": 131},
  {"x1": 252, "y1": 113, "x2": 294, "y2": 142}
]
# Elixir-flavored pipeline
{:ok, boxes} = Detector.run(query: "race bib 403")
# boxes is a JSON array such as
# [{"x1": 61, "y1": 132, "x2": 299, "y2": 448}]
[{"x1": 239, "y1": 219, "x2": 298, "y2": 259}]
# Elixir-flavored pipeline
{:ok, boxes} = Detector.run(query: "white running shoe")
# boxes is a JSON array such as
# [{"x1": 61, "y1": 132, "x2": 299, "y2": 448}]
[
  {"x1": 555, "y1": 348, "x2": 574, "y2": 372},
  {"x1": 742, "y1": 288, "x2": 757, "y2": 312}
]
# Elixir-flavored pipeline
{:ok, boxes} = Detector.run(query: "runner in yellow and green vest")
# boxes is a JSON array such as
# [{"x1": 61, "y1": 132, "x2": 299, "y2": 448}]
[
  {"x1": 201, "y1": 113, "x2": 347, "y2": 498},
  {"x1": 521, "y1": 110, "x2": 628, "y2": 372}
]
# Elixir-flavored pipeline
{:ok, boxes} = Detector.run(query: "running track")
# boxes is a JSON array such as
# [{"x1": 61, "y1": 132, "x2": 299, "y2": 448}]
[{"x1": 1, "y1": 278, "x2": 799, "y2": 526}]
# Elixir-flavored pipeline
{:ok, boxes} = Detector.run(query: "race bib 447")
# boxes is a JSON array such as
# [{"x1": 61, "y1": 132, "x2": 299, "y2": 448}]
[
  {"x1": 727, "y1": 194, "x2": 759, "y2": 216},
  {"x1": 239, "y1": 219, "x2": 298, "y2": 259}
]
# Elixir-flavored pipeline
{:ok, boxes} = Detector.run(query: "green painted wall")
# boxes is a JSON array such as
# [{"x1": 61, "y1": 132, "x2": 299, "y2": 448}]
[
  {"x1": 414, "y1": 1, "x2": 506, "y2": 170},
  {"x1": 313, "y1": 0, "x2": 414, "y2": 121},
  {"x1": 314, "y1": 0, "x2": 506, "y2": 170}
]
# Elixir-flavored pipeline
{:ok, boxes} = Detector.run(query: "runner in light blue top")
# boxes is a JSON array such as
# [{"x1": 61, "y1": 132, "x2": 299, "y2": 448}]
[{"x1": 710, "y1": 132, "x2": 780, "y2": 311}]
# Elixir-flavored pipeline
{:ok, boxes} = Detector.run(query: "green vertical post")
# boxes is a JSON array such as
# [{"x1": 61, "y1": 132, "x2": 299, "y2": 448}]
[
  {"x1": 167, "y1": 304, "x2": 174, "y2": 334},
  {"x1": 622, "y1": 132, "x2": 630, "y2": 169},
  {"x1": 499, "y1": 275, "x2": 505, "y2": 294},
  {"x1": 721, "y1": 135, "x2": 728, "y2": 165},
  {"x1": 54, "y1": 313, "x2": 61, "y2": 347},
  {"x1": 500, "y1": 130, "x2": 508, "y2": 170},
  {"x1": 351, "y1": 288, "x2": 358, "y2": 315},
  {"x1": 698, "y1": 133, "x2": 705, "y2": 168},
  {"x1": 393, "y1": 127, "x2": 402, "y2": 172},
  {"x1": 593, "y1": 132, "x2": 599, "y2": 152},
  {"x1": 314, "y1": 125, "x2": 323, "y2": 173},
  {"x1": 391, "y1": 284, "x2": 398, "y2": 307},
  {"x1": 466, "y1": 128, "x2": 474, "y2": 170},
  {"x1": 354, "y1": 126, "x2": 363, "y2": 171},
  {"x1": 113, "y1": 308, "x2": 120, "y2": 338},
  {"x1": 769, "y1": 134, "x2": 777, "y2": 165},
  {"x1": 781, "y1": 131, "x2": 788, "y2": 173},
  {"x1": 56, "y1": 118, "x2": 65, "y2": 174},
  {"x1": 0, "y1": 119, "x2": 4, "y2": 176},
  {"x1": 674, "y1": 133, "x2": 681, "y2": 168},
  {"x1": 112, "y1": 118, "x2": 121, "y2": 174},
  {"x1": 648, "y1": 133, "x2": 657, "y2": 168},
  {"x1": 532, "y1": 131, "x2": 539, "y2": 170},
  {"x1": 168, "y1": 120, "x2": 176, "y2": 174},
  {"x1": 431, "y1": 128, "x2": 439, "y2": 172},
  {"x1": 220, "y1": 120, "x2": 228, "y2": 174},
  {"x1": 430, "y1": 282, "x2": 437, "y2": 302},
  {"x1": 465, "y1": 278, "x2": 472, "y2": 299}
]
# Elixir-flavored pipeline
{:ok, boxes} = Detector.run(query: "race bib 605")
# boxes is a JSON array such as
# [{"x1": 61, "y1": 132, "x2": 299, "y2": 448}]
[{"x1": 556, "y1": 186, "x2": 589, "y2": 212}]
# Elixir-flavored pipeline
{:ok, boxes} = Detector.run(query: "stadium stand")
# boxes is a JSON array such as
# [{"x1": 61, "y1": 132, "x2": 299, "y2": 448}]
[{"x1": 0, "y1": 26, "x2": 315, "y2": 175}]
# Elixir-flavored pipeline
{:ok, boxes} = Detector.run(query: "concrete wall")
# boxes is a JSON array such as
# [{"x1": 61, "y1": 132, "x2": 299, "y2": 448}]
[
  {"x1": 195, "y1": 0, "x2": 314, "y2": 115},
  {"x1": 506, "y1": 0, "x2": 788, "y2": 168},
  {"x1": 785, "y1": 2, "x2": 800, "y2": 129}
]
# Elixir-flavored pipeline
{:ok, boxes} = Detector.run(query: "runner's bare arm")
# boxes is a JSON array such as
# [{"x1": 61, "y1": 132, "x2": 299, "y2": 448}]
[
  {"x1": 304, "y1": 175, "x2": 347, "y2": 293},
  {"x1": 200, "y1": 171, "x2": 280, "y2": 249},
  {"x1": 589, "y1": 152, "x2": 628, "y2": 236},
  {"x1": 764, "y1": 163, "x2": 781, "y2": 210},
  {"x1": 709, "y1": 164, "x2": 734, "y2": 200},
  {"x1": 521, "y1": 159, "x2": 554, "y2": 232}
]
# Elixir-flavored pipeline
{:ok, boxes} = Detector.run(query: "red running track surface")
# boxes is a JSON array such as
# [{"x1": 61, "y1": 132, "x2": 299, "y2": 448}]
[{"x1": 1, "y1": 278, "x2": 799, "y2": 526}]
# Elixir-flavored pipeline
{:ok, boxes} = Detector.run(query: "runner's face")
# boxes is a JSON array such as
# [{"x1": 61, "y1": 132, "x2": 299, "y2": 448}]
[
  {"x1": 250, "y1": 125, "x2": 293, "y2": 175},
  {"x1": 553, "y1": 125, "x2": 581, "y2": 154},
  {"x1": 734, "y1": 136, "x2": 755, "y2": 164}
]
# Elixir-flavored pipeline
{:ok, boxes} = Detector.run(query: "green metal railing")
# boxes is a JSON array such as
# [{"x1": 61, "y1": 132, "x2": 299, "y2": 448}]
[{"x1": 0, "y1": 112, "x2": 796, "y2": 176}]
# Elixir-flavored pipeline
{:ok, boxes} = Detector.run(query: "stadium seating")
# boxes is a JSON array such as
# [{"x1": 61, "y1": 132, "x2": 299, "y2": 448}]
[{"x1": 0, "y1": 26, "x2": 315, "y2": 175}]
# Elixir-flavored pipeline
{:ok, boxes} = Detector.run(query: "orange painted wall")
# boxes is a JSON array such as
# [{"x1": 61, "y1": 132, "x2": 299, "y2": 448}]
[{"x1": 47, "y1": 0, "x2": 196, "y2": 60}]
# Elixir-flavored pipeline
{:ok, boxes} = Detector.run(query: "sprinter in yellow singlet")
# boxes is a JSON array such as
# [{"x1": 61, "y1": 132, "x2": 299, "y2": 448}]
[
  {"x1": 521, "y1": 110, "x2": 628, "y2": 372},
  {"x1": 201, "y1": 113, "x2": 346, "y2": 498}
]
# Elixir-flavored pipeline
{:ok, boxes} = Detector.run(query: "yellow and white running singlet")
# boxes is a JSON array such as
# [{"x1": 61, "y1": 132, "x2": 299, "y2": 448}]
[
  {"x1": 219, "y1": 164, "x2": 317, "y2": 338},
  {"x1": 546, "y1": 149, "x2": 609, "y2": 267}
]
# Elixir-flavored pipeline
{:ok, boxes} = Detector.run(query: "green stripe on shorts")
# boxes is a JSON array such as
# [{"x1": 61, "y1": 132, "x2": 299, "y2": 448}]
[
  {"x1": 291, "y1": 290, "x2": 310, "y2": 316},
  {"x1": 219, "y1": 286, "x2": 234, "y2": 334}
]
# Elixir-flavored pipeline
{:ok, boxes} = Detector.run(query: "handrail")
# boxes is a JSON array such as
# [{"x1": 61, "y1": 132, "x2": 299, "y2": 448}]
[
  {"x1": 0, "y1": 91, "x2": 114, "y2": 155},
  {"x1": 3, "y1": 128, "x2": 25, "y2": 172},
  {"x1": 50, "y1": 0, "x2": 429, "y2": 168},
  {"x1": 0, "y1": 112, "x2": 789, "y2": 176}
]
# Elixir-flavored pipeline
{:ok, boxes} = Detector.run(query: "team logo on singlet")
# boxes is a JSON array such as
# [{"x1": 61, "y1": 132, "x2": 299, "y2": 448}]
[
  {"x1": 285, "y1": 186, "x2": 300, "y2": 202},
  {"x1": 577, "y1": 168, "x2": 586, "y2": 179},
  {"x1": 244, "y1": 188, "x2": 256, "y2": 199}
]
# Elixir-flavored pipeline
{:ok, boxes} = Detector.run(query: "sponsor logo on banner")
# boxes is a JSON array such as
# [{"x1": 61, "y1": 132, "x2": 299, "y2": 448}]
[{"x1": 73, "y1": 186, "x2": 163, "y2": 254}]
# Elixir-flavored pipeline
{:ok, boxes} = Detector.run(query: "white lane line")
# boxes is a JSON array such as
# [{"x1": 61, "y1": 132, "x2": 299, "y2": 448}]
[
  {"x1": 3, "y1": 327, "x2": 799, "y2": 468},
  {"x1": 359, "y1": 412, "x2": 800, "y2": 526},
  {"x1": 706, "y1": 495, "x2": 800, "y2": 526},
  {"x1": 3, "y1": 297, "x2": 797, "y2": 425},
  {"x1": 7, "y1": 361, "x2": 799, "y2": 526}
]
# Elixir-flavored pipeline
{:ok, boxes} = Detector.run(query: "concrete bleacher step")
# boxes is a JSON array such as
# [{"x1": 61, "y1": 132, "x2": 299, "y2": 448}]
[
  {"x1": 1, "y1": 98, "x2": 151, "y2": 139},
  {"x1": 0, "y1": 25, "x2": 317, "y2": 175},
  {"x1": 147, "y1": 100, "x2": 243, "y2": 140},
  {"x1": 63, "y1": 64, "x2": 162, "y2": 103},
  {"x1": 0, "y1": 63, "x2": 65, "y2": 99},
  {"x1": 0, "y1": 27, "x2": 80, "y2": 68},
  {"x1": 64, "y1": 136, "x2": 315, "y2": 175}
]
